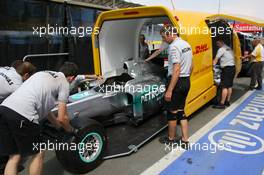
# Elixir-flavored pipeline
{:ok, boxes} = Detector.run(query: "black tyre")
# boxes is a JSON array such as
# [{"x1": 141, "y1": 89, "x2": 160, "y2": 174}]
[{"x1": 55, "y1": 119, "x2": 106, "y2": 174}]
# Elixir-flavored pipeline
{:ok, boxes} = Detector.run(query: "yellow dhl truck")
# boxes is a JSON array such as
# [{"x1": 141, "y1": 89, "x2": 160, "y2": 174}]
[{"x1": 92, "y1": 6, "x2": 264, "y2": 116}]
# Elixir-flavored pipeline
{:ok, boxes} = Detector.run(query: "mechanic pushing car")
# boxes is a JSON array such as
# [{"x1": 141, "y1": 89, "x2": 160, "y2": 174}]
[
  {"x1": 0, "y1": 62, "x2": 78, "y2": 175},
  {"x1": 212, "y1": 40, "x2": 236, "y2": 109},
  {"x1": 0, "y1": 60, "x2": 36, "y2": 174},
  {"x1": 0, "y1": 60, "x2": 36, "y2": 103},
  {"x1": 158, "y1": 25, "x2": 193, "y2": 149}
]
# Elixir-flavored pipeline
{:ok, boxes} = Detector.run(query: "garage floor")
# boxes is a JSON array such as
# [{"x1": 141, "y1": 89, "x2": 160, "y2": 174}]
[{"x1": 21, "y1": 77, "x2": 251, "y2": 175}]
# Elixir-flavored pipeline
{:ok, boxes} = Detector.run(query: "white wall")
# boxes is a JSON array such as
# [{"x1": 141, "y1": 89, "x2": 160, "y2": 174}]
[{"x1": 99, "y1": 18, "x2": 148, "y2": 75}]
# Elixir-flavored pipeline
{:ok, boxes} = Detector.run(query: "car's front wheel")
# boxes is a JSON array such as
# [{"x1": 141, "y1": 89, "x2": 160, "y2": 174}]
[{"x1": 55, "y1": 119, "x2": 106, "y2": 174}]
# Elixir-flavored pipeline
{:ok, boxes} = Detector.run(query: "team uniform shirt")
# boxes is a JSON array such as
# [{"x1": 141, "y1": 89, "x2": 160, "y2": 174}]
[
  {"x1": 0, "y1": 67, "x2": 22, "y2": 102},
  {"x1": 251, "y1": 43, "x2": 264, "y2": 62},
  {"x1": 215, "y1": 45, "x2": 235, "y2": 68},
  {"x1": 167, "y1": 38, "x2": 193, "y2": 77},
  {"x1": 1, "y1": 71, "x2": 69, "y2": 124}
]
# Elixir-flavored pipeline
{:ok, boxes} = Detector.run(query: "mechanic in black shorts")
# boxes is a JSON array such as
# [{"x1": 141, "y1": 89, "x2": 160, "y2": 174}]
[
  {"x1": 0, "y1": 62, "x2": 78, "y2": 175},
  {"x1": 213, "y1": 40, "x2": 236, "y2": 109},
  {"x1": 0, "y1": 60, "x2": 36, "y2": 174},
  {"x1": 158, "y1": 26, "x2": 193, "y2": 149}
]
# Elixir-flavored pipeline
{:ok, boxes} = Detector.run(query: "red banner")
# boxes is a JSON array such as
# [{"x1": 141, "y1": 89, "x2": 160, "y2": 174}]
[{"x1": 232, "y1": 23, "x2": 263, "y2": 32}]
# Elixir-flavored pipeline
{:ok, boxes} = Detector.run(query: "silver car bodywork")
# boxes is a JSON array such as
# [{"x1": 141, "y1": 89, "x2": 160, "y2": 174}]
[{"x1": 56, "y1": 61, "x2": 166, "y2": 124}]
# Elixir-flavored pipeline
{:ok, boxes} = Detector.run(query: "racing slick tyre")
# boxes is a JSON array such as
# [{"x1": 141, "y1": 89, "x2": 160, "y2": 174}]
[{"x1": 55, "y1": 119, "x2": 106, "y2": 174}]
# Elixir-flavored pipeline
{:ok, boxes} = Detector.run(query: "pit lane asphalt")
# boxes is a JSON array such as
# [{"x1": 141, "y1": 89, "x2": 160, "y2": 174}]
[{"x1": 21, "y1": 77, "x2": 251, "y2": 175}]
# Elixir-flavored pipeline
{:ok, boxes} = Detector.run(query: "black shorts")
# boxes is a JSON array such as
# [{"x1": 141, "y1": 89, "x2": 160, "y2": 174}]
[
  {"x1": 221, "y1": 66, "x2": 236, "y2": 88},
  {"x1": 0, "y1": 106, "x2": 41, "y2": 157},
  {"x1": 165, "y1": 77, "x2": 190, "y2": 112}
]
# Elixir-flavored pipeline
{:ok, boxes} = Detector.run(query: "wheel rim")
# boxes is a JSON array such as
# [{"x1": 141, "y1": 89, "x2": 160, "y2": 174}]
[{"x1": 79, "y1": 132, "x2": 103, "y2": 163}]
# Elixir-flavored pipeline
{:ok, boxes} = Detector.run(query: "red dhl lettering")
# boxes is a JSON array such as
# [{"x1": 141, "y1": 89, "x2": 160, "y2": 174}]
[{"x1": 193, "y1": 44, "x2": 209, "y2": 55}]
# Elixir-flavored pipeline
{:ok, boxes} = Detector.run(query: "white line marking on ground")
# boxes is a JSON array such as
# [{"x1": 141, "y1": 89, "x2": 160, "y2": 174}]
[{"x1": 141, "y1": 90, "x2": 254, "y2": 175}]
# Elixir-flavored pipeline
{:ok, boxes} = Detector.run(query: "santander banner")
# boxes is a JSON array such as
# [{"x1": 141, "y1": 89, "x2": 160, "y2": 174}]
[{"x1": 231, "y1": 23, "x2": 263, "y2": 32}]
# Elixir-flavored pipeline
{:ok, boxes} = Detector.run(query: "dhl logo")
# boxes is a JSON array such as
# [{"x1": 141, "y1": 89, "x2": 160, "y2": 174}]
[{"x1": 193, "y1": 44, "x2": 209, "y2": 55}]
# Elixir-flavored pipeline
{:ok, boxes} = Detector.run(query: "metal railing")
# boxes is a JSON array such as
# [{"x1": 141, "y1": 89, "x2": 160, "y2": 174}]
[{"x1": 22, "y1": 53, "x2": 69, "y2": 62}]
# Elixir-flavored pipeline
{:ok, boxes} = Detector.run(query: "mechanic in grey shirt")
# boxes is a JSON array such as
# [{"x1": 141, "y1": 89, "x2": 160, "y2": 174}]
[
  {"x1": 167, "y1": 39, "x2": 192, "y2": 77},
  {"x1": 0, "y1": 61, "x2": 36, "y2": 103},
  {"x1": 158, "y1": 25, "x2": 193, "y2": 150},
  {"x1": 0, "y1": 62, "x2": 78, "y2": 175},
  {"x1": 0, "y1": 60, "x2": 36, "y2": 173},
  {"x1": 214, "y1": 42, "x2": 235, "y2": 68},
  {"x1": 213, "y1": 40, "x2": 236, "y2": 109}
]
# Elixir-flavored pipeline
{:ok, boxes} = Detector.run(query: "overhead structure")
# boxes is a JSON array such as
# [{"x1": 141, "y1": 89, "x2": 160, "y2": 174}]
[
  {"x1": 207, "y1": 14, "x2": 264, "y2": 27},
  {"x1": 71, "y1": 0, "x2": 142, "y2": 8}
]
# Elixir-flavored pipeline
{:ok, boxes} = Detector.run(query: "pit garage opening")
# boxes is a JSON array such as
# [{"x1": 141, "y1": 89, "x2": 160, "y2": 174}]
[
  {"x1": 97, "y1": 16, "x2": 171, "y2": 75},
  {"x1": 207, "y1": 19, "x2": 234, "y2": 59}
]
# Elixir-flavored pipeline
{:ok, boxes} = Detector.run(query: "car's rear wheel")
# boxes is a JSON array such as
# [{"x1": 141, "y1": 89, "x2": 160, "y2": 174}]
[{"x1": 55, "y1": 119, "x2": 106, "y2": 174}]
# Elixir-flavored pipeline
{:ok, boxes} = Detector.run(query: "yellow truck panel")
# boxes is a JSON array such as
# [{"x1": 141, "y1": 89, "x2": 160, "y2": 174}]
[{"x1": 91, "y1": 6, "x2": 263, "y2": 116}]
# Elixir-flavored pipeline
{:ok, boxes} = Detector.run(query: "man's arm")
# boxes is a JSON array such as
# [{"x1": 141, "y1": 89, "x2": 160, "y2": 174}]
[
  {"x1": 214, "y1": 48, "x2": 224, "y2": 65},
  {"x1": 249, "y1": 46, "x2": 259, "y2": 61},
  {"x1": 165, "y1": 63, "x2": 180, "y2": 102},
  {"x1": 145, "y1": 48, "x2": 163, "y2": 62},
  {"x1": 84, "y1": 74, "x2": 102, "y2": 80},
  {"x1": 168, "y1": 63, "x2": 180, "y2": 92},
  {"x1": 146, "y1": 42, "x2": 169, "y2": 62},
  {"x1": 213, "y1": 57, "x2": 219, "y2": 65},
  {"x1": 249, "y1": 54, "x2": 256, "y2": 61},
  {"x1": 56, "y1": 102, "x2": 73, "y2": 132},
  {"x1": 47, "y1": 112, "x2": 61, "y2": 129},
  {"x1": 190, "y1": 62, "x2": 194, "y2": 75}
]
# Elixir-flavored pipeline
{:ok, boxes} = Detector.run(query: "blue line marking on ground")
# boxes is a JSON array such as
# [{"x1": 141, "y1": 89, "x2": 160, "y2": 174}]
[{"x1": 160, "y1": 90, "x2": 264, "y2": 175}]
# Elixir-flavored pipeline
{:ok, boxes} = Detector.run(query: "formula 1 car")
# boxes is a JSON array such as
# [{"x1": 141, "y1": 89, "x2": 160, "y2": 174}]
[{"x1": 40, "y1": 60, "x2": 167, "y2": 174}]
